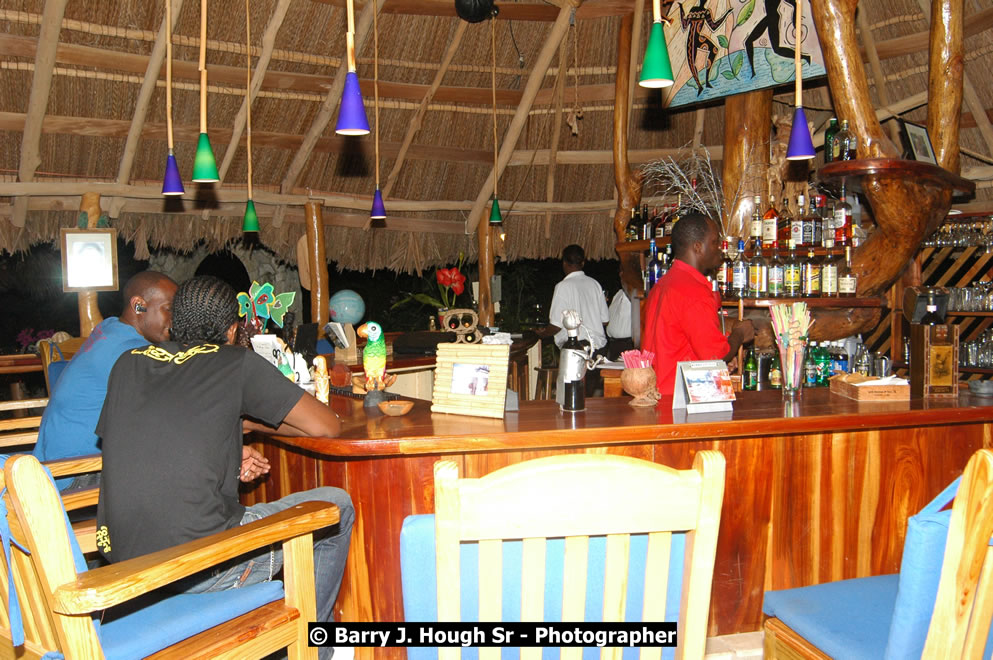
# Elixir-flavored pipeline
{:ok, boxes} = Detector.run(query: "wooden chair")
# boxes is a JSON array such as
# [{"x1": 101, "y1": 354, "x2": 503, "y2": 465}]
[
  {"x1": 763, "y1": 448, "x2": 993, "y2": 659},
  {"x1": 38, "y1": 336, "x2": 86, "y2": 396},
  {"x1": 0, "y1": 454, "x2": 339, "y2": 660},
  {"x1": 403, "y1": 451, "x2": 726, "y2": 660}
]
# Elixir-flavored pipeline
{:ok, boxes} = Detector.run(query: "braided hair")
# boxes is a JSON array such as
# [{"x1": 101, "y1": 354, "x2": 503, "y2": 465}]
[{"x1": 170, "y1": 275, "x2": 239, "y2": 345}]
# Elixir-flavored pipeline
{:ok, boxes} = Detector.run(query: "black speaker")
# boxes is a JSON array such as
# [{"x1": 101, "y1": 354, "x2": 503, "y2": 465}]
[{"x1": 455, "y1": 0, "x2": 497, "y2": 24}]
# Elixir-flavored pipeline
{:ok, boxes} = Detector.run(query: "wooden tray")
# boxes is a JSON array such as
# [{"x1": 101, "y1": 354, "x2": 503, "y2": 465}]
[{"x1": 829, "y1": 374, "x2": 910, "y2": 401}]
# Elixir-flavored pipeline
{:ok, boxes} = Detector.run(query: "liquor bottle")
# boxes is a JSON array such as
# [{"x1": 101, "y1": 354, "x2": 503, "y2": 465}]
[
  {"x1": 821, "y1": 234, "x2": 839, "y2": 297},
  {"x1": 813, "y1": 195, "x2": 826, "y2": 246},
  {"x1": 921, "y1": 290, "x2": 942, "y2": 325},
  {"x1": 768, "y1": 240, "x2": 784, "y2": 298},
  {"x1": 731, "y1": 239, "x2": 748, "y2": 299},
  {"x1": 560, "y1": 329, "x2": 587, "y2": 411},
  {"x1": 834, "y1": 183, "x2": 852, "y2": 246},
  {"x1": 626, "y1": 207, "x2": 638, "y2": 241},
  {"x1": 838, "y1": 245, "x2": 857, "y2": 297},
  {"x1": 646, "y1": 238, "x2": 665, "y2": 290},
  {"x1": 824, "y1": 117, "x2": 840, "y2": 163},
  {"x1": 640, "y1": 204, "x2": 653, "y2": 241},
  {"x1": 777, "y1": 196, "x2": 794, "y2": 245},
  {"x1": 762, "y1": 195, "x2": 780, "y2": 245},
  {"x1": 853, "y1": 337, "x2": 871, "y2": 376},
  {"x1": 783, "y1": 239, "x2": 802, "y2": 298},
  {"x1": 748, "y1": 239, "x2": 768, "y2": 298},
  {"x1": 749, "y1": 196, "x2": 763, "y2": 251},
  {"x1": 716, "y1": 239, "x2": 732, "y2": 296},
  {"x1": 743, "y1": 347, "x2": 758, "y2": 391},
  {"x1": 801, "y1": 247, "x2": 821, "y2": 297},
  {"x1": 651, "y1": 206, "x2": 666, "y2": 240},
  {"x1": 836, "y1": 119, "x2": 858, "y2": 160},
  {"x1": 791, "y1": 194, "x2": 806, "y2": 246},
  {"x1": 801, "y1": 196, "x2": 816, "y2": 246},
  {"x1": 769, "y1": 352, "x2": 782, "y2": 389}
]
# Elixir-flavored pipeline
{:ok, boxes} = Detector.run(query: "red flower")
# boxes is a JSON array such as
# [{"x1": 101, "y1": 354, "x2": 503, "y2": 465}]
[
  {"x1": 449, "y1": 269, "x2": 466, "y2": 295},
  {"x1": 436, "y1": 268, "x2": 455, "y2": 288},
  {"x1": 435, "y1": 267, "x2": 467, "y2": 306}
]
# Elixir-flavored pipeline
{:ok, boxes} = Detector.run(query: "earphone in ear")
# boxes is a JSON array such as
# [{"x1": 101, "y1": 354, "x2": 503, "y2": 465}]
[{"x1": 134, "y1": 303, "x2": 147, "y2": 313}]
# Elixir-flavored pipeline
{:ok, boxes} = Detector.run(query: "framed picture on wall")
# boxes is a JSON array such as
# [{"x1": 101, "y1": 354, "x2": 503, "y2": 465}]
[
  {"x1": 60, "y1": 228, "x2": 119, "y2": 292},
  {"x1": 900, "y1": 121, "x2": 937, "y2": 164}
]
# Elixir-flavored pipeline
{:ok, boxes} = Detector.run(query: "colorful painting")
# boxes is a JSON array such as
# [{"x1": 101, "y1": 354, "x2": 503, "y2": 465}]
[{"x1": 656, "y1": 0, "x2": 826, "y2": 108}]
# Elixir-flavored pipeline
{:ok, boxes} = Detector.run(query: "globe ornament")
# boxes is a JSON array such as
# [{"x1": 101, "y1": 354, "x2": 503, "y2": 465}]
[{"x1": 328, "y1": 289, "x2": 366, "y2": 325}]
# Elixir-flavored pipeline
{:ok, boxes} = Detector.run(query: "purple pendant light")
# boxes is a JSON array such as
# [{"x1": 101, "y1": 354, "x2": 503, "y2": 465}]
[
  {"x1": 335, "y1": 0, "x2": 370, "y2": 136},
  {"x1": 161, "y1": 0, "x2": 184, "y2": 195},
  {"x1": 786, "y1": 0, "x2": 815, "y2": 160},
  {"x1": 369, "y1": 1, "x2": 386, "y2": 219},
  {"x1": 242, "y1": 0, "x2": 258, "y2": 232}
]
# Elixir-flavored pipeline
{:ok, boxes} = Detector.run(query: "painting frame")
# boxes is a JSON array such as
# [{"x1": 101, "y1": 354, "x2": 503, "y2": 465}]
[
  {"x1": 60, "y1": 228, "x2": 119, "y2": 292},
  {"x1": 901, "y1": 120, "x2": 938, "y2": 164},
  {"x1": 431, "y1": 343, "x2": 509, "y2": 419}
]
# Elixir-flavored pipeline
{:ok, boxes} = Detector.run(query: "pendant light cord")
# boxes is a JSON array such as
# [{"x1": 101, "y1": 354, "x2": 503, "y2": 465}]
[
  {"x1": 199, "y1": 0, "x2": 208, "y2": 133},
  {"x1": 166, "y1": 0, "x2": 174, "y2": 151},
  {"x1": 491, "y1": 16, "x2": 498, "y2": 199},
  {"x1": 794, "y1": 0, "x2": 802, "y2": 107},
  {"x1": 374, "y1": 1, "x2": 380, "y2": 189},
  {"x1": 245, "y1": 0, "x2": 253, "y2": 199}
]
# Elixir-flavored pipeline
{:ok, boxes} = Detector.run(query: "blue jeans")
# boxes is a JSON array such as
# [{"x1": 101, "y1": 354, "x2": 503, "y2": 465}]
[{"x1": 176, "y1": 488, "x2": 354, "y2": 659}]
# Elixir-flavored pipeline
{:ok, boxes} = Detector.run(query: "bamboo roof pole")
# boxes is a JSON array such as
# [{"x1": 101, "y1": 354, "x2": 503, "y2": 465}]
[
  {"x1": 545, "y1": 38, "x2": 568, "y2": 240},
  {"x1": 477, "y1": 17, "x2": 500, "y2": 328},
  {"x1": 611, "y1": 10, "x2": 643, "y2": 295},
  {"x1": 383, "y1": 20, "x2": 468, "y2": 198},
  {"x1": 77, "y1": 193, "x2": 105, "y2": 337},
  {"x1": 108, "y1": 0, "x2": 184, "y2": 219},
  {"x1": 12, "y1": 0, "x2": 68, "y2": 228},
  {"x1": 856, "y1": 9, "x2": 903, "y2": 148},
  {"x1": 465, "y1": 3, "x2": 578, "y2": 234}
]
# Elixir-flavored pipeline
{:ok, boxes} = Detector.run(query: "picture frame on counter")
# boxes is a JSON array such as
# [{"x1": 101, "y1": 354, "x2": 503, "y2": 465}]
[
  {"x1": 431, "y1": 343, "x2": 509, "y2": 419},
  {"x1": 900, "y1": 121, "x2": 937, "y2": 164}
]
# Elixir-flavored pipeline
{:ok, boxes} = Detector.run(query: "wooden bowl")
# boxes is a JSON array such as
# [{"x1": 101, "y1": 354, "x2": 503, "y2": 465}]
[{"x1": 378, "y1": 400, "x2": 414, "y2": 416}]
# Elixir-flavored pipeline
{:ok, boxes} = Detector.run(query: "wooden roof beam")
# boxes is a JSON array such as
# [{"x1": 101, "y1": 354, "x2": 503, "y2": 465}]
[
  {"x1": 313, "y1": 0, "x2": 640, "y2": 21},
  {"x1": 466, "y1": 3, "x2": 577, "y2": 233},
  {"x1": 109, "y1": 0, "x2": 185, "y2": 219},
  {"x1": 382, "y1": 20, "x2": 467, "y2": 199},
  {"x1": 280, "y1": 0, "x2": 387, "y2": 196},
  {"x1": 12, "y1": 0, "x2": 68, "y2": 228},
  {"x1": 544, "y1": 39, "x2": 568, "y2": 240}
]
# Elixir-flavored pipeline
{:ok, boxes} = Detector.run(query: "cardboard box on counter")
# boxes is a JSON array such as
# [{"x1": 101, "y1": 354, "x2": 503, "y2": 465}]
[{"x1": 829, "y1": 373, "x2": 911, "y2": 401}]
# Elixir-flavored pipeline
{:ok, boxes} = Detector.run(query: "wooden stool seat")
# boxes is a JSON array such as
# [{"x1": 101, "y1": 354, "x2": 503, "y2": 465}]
[{"x1": 534, "y1": 367, "x2": 557, "y2": 400}]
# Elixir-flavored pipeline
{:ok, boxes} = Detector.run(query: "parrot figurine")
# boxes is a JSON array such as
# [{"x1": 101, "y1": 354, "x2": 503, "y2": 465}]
[{"x1": 352, "y1": 321, "x2": 397, "y2": 393}]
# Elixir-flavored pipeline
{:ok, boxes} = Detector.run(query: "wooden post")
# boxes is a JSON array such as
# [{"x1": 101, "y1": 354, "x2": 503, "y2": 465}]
[
  {"x1": 77, "y1": 192, "x2": 104, "y2": 337},
  {"x1": 477, "y1": 213, "x2": 495, "y2": 327},
  {"x1": 304, "y1": 200, "x2": 329, "y2": 333},
  {"x1": 721, "y1": 90, "x2": 772, "y2": 237},
  {"x1": 612, "y1": 11, "x2": 643, "y2": 296},
  {"x1": 926, "y1": 0, "x2": 963, "y2": 173}
]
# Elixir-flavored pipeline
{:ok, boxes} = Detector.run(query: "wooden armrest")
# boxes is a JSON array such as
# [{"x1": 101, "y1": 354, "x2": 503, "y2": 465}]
[
  {"x1": 53, "y1": 500, "x2": 339, "y2": 614},
  {"x1": 0, "y1": 416, "x2": 42, "y2": 432},
  {"x1": 62, "y1": 487, "x2": 98, "y2": 511},
  {"x1": 44, "y1": 453, "x2": 101, "y2": 478},
  {"x1": 0, "y1": 398, "x2": 48, "y2": 412}
]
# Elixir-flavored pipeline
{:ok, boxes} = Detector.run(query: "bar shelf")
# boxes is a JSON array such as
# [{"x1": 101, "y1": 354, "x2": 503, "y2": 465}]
[{"x1": 721, "y1": 297, "x2": 886, "y2": 309}]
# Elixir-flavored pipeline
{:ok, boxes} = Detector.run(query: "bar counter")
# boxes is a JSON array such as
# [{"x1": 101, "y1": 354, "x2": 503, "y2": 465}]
[{"x1": 244, "y1": 389, "x2": 993, "y2": 658}]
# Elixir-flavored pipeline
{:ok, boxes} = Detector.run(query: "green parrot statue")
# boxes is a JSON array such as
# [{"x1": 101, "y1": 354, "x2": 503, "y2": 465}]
[{"x1": 355, "y1": 321, "x2": 395, "y2": 392}]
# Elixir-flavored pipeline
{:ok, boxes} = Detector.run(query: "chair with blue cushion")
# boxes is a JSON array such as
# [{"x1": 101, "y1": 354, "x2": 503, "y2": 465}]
[
  {"x1": 0, "y1": 453, "x2": 339, "y2": 660},
  {"x1": 401, "y1": 451, "x2": 726, "y2": 660},
  {"x1": 38, "y1": 336, "x2": 85, "y2": 396},
  {"x1": 763, "y1": 448, "x2": 993, "y2": 659}
]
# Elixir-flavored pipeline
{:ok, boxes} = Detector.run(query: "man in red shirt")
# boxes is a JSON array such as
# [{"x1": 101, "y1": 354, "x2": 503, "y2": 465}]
[{"x1": 644, "y1": 213, "x2": 754, "y2": 395}]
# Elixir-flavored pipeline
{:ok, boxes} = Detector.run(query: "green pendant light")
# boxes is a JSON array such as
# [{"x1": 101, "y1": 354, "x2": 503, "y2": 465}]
[
  {"x1": 192, "y1": 0, "x2": 220, "y2": 182},
  {"x1": 638, "y1": 0, "x2": 674, "y2": 88}
]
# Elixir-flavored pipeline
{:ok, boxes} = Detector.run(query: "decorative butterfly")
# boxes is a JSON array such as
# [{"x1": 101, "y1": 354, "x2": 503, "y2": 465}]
[{"x1": 237, "y1": 281, "x2": 296, "y2": 330}]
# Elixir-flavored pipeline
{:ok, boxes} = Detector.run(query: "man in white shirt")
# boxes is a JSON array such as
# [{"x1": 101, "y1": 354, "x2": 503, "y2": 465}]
[
  {"x1": 538, "y1": 244, "x2": 609, "y2": 351},
  {"x1": 606, "y1": 287, "x2": 634, "y2": 360}
]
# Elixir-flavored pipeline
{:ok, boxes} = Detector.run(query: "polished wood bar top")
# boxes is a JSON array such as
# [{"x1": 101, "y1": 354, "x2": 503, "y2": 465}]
[{"x1": 274, "y1": 388, "x2": 993, "y2": 457}]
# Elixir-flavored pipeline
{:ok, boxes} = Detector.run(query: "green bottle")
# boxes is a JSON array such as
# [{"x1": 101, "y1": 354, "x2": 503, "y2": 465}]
[
  {"x1": 824, "y1": 117, "x2": 840, "y2": 163},
  {"x1": 743, "y1": 347, "x2": 758, "y2": 391},
  {"x1": 769, "y1": 352, "x2": 782, "y2": 389},
  {"x1": 816, "y1": 343, "x2": 833, "y2": 386}
]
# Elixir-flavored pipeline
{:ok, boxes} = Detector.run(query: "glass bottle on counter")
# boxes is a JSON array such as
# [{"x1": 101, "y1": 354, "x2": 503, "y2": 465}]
[
  {"x1": 763, "y1": 195, "x2": 780, "y2": 245},
  {"x1": 824, "y1": 117, "x2": 840, "y2": 163},
  {"x1": 783, "y1": 239, "x2": 802, "y2": 297},
  {"x1": 838, "y1": 246, "x2": 857, "y2": 297},
  {"x1": 801, "y1": 247, "x2": 821, "y2": 297},
  {"x1": 731, "y1": 239, "x2": 748, "y2": 299},
  {"x1": 748, "y1": 239, "x2": 768, "y2": 298},
  {"x1": 805, "y1": 344, "x2": 820, "y2": 386},
  {"x1": 769, "y1": 352, "x2": 782, "y2": 389},
  {"x1": 853, "y1": 338, "x2": 871, "y2": 375},
  {"x1": 743, "y1": 347, "x2": 758, "y2": 391},
  {"x1": 836, "y1": 119, "x2": 858, "y2": 160},
  {"x1": 816, "y1": 343, "x2": 833, "y2": 386},
  {"x1": 921, "y1": 290, "x2": 942, "y2": 325},
  {"x1": 768, "y1": 240, "x2": 784, "y2": 298}
]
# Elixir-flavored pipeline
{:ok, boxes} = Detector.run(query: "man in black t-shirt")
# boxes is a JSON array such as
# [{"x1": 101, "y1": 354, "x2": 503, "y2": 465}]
[{"x1": 96, "y1": 276, "x2": 353, "y2": 658}]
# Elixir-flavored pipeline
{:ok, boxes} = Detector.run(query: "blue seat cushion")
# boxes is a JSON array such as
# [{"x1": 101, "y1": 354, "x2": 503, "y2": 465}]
[
  {"x1": 400, "y1": 514, "x2": 686, "y2": 660},
  {"x1": 101, "y1": 580, "x2": 285, "y2": 660},
  {"x1": 763, "y1": 575, "x2": 898, "y2": 660}
]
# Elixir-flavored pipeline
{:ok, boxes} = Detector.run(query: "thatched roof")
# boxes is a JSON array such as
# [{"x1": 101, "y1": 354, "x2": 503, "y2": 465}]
[{"x1": 0, "y1": 0, "x2": 991, "y2": 272}]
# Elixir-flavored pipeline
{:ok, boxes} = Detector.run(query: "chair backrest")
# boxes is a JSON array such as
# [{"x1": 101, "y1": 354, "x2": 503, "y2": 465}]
[
  {"x1": 923, "y1": 448, "x2": 993, "y2": 658},
  {"x1": 0, "y1": 454, "x2": 102, "y2": 658},
  {"x1": 38, "y1": 337, "x2": 85, "y2": 396},
  {"x1": 432, "y1": 451, "x2": 726, "y2": 660}
]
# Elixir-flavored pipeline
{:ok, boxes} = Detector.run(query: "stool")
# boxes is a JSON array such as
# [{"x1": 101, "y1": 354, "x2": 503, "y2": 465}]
[{"x1": 534, "y1": 367, "x2": 557, "y2": 400}]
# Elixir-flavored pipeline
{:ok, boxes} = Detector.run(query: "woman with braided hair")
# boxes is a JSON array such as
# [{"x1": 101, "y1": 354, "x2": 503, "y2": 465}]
[{"x1": 96, "y1": 276, "x2": 353, "y2": 659}]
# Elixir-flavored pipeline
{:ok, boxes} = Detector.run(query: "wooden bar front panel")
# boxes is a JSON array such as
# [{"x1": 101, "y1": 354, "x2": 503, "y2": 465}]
[{"x1": 243, "y1": 394, "x2": 992, "y2": 660}]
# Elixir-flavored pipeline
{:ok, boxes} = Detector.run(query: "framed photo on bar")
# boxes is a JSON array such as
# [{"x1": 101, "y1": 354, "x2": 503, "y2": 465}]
[
  {"x1": 900, "y1": 121, "x2": 937, "y2": 164},
  {"x1": 60, "y1": 228, "x2": 119, "y2": 292},
  {"x1": 431, "y1": 343, "x2": 509, "y2": 419}
]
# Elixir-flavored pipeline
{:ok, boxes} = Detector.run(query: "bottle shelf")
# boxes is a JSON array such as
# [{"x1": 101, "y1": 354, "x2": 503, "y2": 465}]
[
  {"x1": 720, "y1": 296, "x2": 886, "y2": 309},
  {"x1": 946, "y1": 311, "x2": 993, "y2": 318},
  {"x1": 615, "y1": 238, "x2": 671, "y2": 254},
  {"x1": 818, "y1": 158, "x2": 975, "y2": 196}
]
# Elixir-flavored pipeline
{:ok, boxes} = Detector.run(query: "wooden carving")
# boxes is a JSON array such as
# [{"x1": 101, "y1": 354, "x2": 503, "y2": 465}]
[
  {"x1": 808, "y1": 0, "x2": 969, "y2": 341},
  {"x1": 612, "y1": 12, "x2": 644, "y2": 296}
]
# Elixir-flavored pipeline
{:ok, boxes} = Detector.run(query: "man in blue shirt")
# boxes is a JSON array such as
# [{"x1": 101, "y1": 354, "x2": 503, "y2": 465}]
[{"x1": 33, "y1": 271, "x2": 177, "y2": 490}]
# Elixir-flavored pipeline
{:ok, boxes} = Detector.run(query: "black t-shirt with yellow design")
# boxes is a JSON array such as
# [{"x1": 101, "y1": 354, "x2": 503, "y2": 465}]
[{"x1": 96, "y1": 342, "x2": 303, "y2": 562}]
